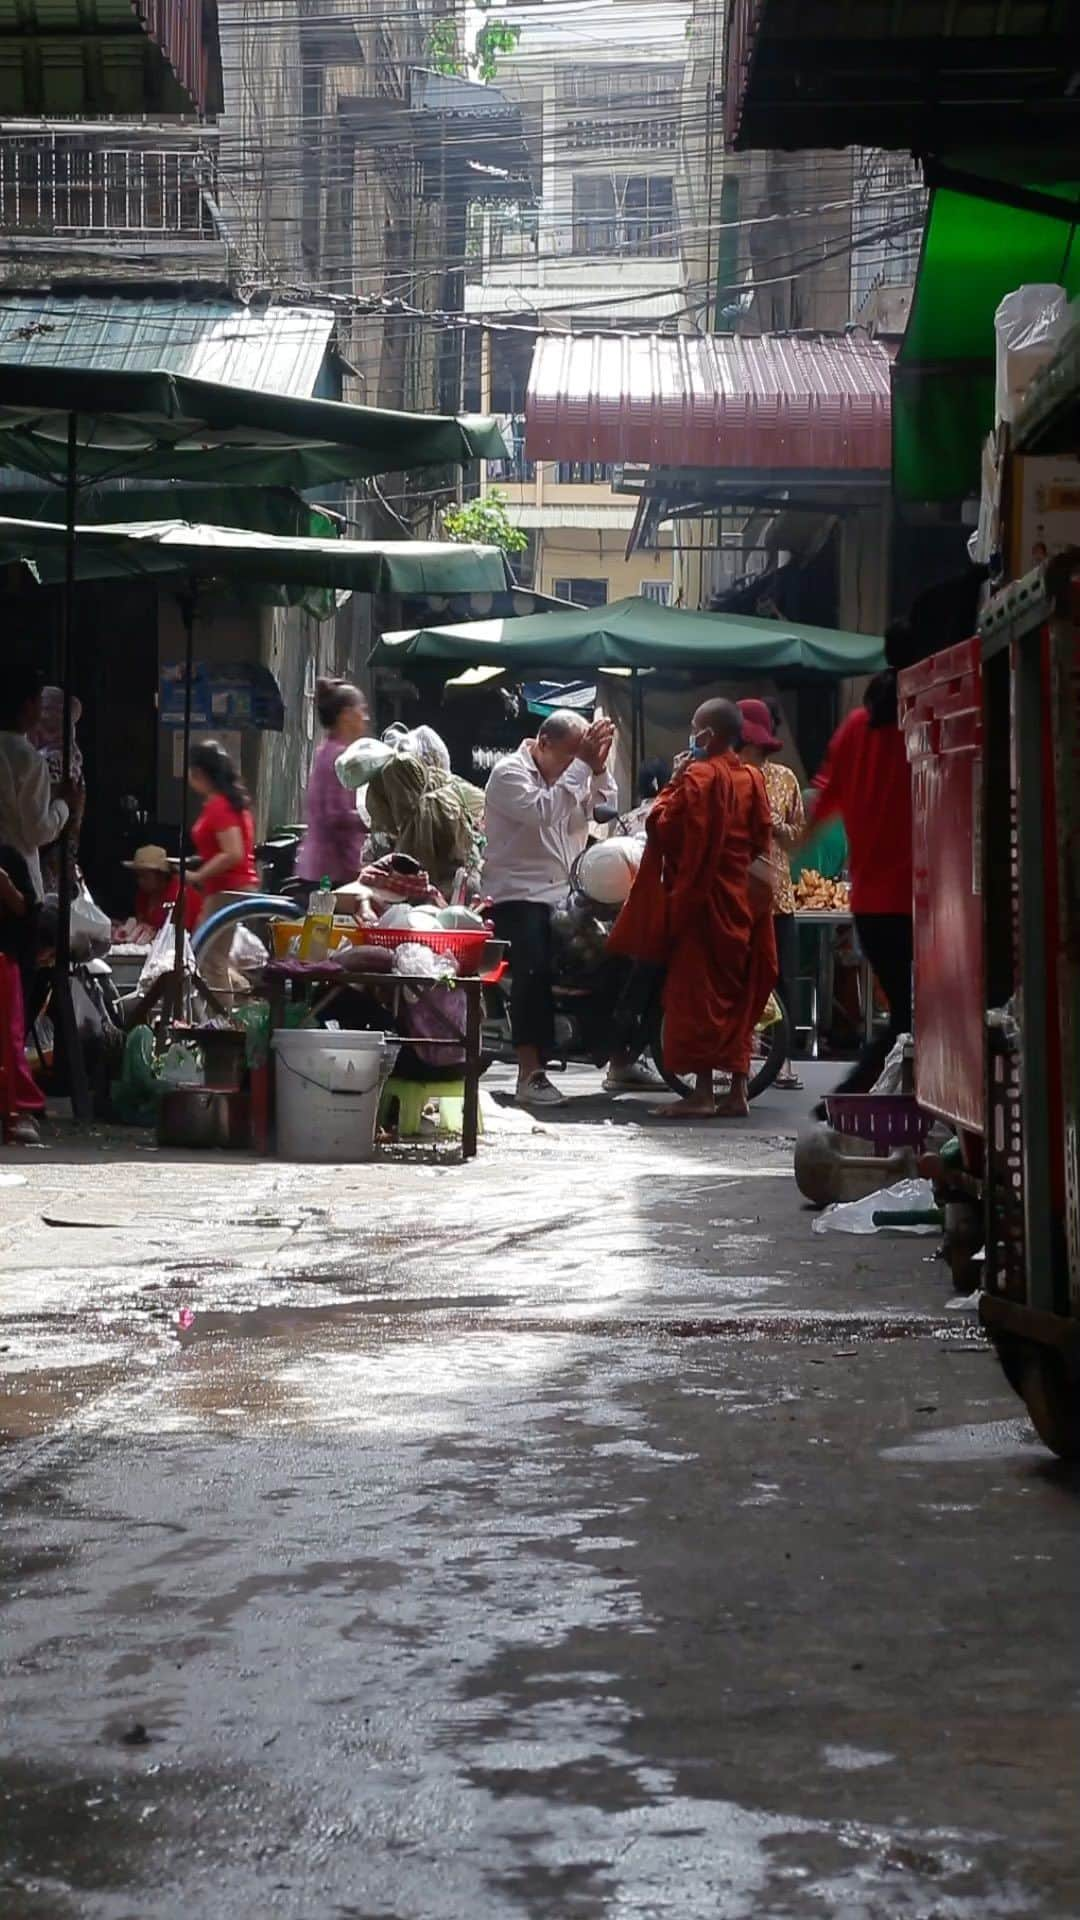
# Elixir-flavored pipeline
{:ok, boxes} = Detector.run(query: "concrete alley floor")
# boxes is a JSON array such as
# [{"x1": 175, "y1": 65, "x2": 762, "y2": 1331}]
[{"x1": 1, "y1": 1065, "x2": 1077, "y2": 1920}]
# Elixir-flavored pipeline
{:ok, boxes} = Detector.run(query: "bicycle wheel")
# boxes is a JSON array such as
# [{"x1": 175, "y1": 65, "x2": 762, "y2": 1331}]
[{"x1": 648, "y1": 993, "x2": 792, "y2": 1103}]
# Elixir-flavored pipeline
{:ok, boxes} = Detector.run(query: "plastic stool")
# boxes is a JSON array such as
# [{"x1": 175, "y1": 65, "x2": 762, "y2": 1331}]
[{"x1": 378, "y1": 1075, "x2": 482, "y2": 1139}]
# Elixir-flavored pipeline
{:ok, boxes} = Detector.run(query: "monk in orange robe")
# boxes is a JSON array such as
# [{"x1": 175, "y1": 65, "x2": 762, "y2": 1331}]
[{"x1": 609, "y1": 699, "x2": 774, "y2": 1117}]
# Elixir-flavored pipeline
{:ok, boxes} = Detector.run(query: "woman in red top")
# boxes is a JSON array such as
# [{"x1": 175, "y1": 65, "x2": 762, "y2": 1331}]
[
  {"x1": 187, "y1": 741, "x2": 259, "y2": 990},
  {"x1": 809, "y1": 621, "x2": 917, "y2": 1099}
]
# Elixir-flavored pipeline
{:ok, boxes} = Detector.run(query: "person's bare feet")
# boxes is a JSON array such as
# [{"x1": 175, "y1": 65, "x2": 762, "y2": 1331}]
[
  {"x1": 714, "y1": 1072, "x2": 749, "y2": 1117},
  {"x1": 649, "y1": 1094, "x2": 717, "y2": 1119},
  {"x1": 713, "y1": 1093, "x2": 749, "y2": 1117}
]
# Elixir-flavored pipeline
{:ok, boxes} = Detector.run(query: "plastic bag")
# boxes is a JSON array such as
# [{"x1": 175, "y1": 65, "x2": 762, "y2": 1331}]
[
  {"x1": 159, "y1": 1041, "x2": 203, "y2": 1088},
  {"x1": 812, "y1": 1177, "x2": 939, "y2": 1236},
  {"x1": 229, "y1": 924, "x2": 269, "y2": 973},
  {"x1": 869, "y1": 1032, "x2": 912, "y2": 1096},
  {"x1": 70, "y1": 888, "x2": 112, "y2": 961},
  {"x1": 994, "y1": 285, "x2": 1068, "y2": 425},
  {"x1": 137, "y1": 915, "x2": 194, "y2": 991},
  {"x1": 335, "y1": 736, "x2": 394, "y2": 791}
]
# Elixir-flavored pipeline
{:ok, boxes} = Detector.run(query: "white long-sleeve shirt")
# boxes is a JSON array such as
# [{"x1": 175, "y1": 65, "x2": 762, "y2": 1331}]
[
  {"x1": 482, "y1": 739, "x2": 617, "y2": 905},
  {"x1": 0, "y1": 729, "x2": 69, "y2": 899}
]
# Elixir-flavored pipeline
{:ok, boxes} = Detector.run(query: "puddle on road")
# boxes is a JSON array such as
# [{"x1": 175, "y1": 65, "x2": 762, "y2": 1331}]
[{"x1": 882, "y1": 1419, "x2": 1044, "y2": 1464}]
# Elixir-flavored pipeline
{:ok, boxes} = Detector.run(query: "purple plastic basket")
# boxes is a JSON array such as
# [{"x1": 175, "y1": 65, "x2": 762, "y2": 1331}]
[{"x1": 823, "y1": 1094, "x2": 933, "y2": 1153}]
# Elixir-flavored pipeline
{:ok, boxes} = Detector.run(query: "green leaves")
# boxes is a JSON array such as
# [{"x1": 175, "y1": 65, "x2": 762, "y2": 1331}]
[{"x1": 441, "y1": 488, "x2": 528, "y2": 557}]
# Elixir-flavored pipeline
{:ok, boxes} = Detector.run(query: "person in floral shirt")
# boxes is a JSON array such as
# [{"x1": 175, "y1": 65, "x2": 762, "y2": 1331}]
[{"x1": 737, "y1": 698, "x2": 805, "y2": 1089}]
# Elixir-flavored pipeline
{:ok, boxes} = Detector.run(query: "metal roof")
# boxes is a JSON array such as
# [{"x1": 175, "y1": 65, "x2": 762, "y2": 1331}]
[
  {"x1": 0, "y1": 0, "x2": 221, "y2": 115},
  {"x1": 466, "y1": 284, "x2": 684, "y2": 322},
  {"x1": 724, "y1": 0, "x2": 1074, "y2": 154},
  {"x1": 0, "y1": 295, "x2": 335, "y2": 398},
  {"x1": 511, "y1": 504, "x2": 641, "y2": 531},
  {"x1": 525, "y1": 332, "x2": 892, "y2": 472}
]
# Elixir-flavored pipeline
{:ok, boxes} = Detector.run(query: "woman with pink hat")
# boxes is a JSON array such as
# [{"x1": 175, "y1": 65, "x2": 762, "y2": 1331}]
[{"x1": 736, "y1": 697, "x2": 805, "y2": 1090}]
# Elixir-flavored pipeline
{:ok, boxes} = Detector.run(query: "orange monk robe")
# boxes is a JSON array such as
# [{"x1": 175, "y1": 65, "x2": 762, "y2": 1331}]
[
  {"x1": 727, "y1": 760, "x2": 779, "y2": 1078},
  {"x1": 609, "y1": 750, "x2": 769, "y2": 1077}
]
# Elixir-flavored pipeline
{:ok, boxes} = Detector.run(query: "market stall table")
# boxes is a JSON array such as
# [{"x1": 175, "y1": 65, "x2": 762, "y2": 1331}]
[
  {"x1": 257, "y1": 961, "x2": 487, "y2": 1161},
  {"x1": 795, "y1": 910, "x2": 874, "y2": 1059}
]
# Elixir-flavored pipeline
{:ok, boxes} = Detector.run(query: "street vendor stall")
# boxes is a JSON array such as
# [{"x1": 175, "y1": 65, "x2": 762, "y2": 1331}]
[
  {"x1": 0, "y1": 360, "x2": 507, "y2": 1117},
  {"x1": 0, "y1": 502, "x2": 508, "y2": 1137}
]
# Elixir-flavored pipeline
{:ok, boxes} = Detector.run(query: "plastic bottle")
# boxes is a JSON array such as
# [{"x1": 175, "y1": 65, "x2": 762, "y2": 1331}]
[{"x1": 299, "y1": 876, "x2": 335, "y2": 962}]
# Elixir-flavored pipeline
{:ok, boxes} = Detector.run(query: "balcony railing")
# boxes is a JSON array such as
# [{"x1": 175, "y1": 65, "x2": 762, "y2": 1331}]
[{"x1": 0, "y1": 133, "x2": 219, "y2": 238}]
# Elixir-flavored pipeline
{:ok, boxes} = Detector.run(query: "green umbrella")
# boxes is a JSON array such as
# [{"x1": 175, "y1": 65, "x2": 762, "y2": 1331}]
[
  {"x1": 376, "y1": 596, "x2": 884, "y2": 679},
  {"x1": 0, "y1": 515, "x2": 511, "y2": 595},
  {"x1": 0, "y1": 363, "x2": 507, "y2": 486}
]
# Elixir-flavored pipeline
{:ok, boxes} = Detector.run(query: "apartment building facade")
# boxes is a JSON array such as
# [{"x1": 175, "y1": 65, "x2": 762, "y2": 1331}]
[{"x1": 465, "y1": 0, "x2": 690, "y2": 606}]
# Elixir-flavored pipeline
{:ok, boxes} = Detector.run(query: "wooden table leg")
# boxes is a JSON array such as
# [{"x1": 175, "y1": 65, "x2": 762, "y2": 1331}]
[{"x1": 462, "y1": 985, "x2": 481, "y2": 1161}]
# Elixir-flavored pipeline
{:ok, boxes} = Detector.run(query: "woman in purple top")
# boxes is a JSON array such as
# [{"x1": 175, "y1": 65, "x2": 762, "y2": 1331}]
[{"x1": 295, "y1": 677, "x2": 371, "y2": 887}]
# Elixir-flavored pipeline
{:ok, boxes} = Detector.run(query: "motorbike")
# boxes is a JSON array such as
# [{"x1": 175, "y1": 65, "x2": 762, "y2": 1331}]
[
  {"x1": 255, "y1": 824, "x2": 306, "y2": 899},
  {"x1": 481, "y1": 806, "x2": 791, "y2": 1100}
]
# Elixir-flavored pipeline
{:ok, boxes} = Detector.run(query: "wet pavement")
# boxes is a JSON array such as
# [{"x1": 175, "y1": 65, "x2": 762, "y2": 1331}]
[{"x1": 1, "y1": 1066, "x2": 1077, "y2": 1919}]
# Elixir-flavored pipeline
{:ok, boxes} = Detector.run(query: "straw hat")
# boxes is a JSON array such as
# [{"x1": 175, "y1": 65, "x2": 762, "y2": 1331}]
[{"x1": 124, "y1": 844, "x2": 172, "y2": 875}]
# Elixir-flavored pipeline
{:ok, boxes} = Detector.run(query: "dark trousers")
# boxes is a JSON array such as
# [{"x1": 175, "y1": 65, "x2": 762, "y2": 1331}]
[
  {"x1": 773, "y1": 911, "x2": 798, "y2": 1041},
  {"x1": 834, "y1": 911, "x2": 914, "y2": 1094},
  {"x1": 490, "y1": 901, "x2": 555, "y2": 1060}
]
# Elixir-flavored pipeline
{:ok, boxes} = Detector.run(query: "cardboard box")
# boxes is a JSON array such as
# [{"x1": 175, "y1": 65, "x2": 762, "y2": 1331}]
[{"x1": 1009, "y1": 454, "x2": 1080, "y2": 578}]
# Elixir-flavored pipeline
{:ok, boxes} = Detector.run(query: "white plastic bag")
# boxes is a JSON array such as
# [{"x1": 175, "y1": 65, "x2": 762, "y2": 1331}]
[
  {"x1": 869, "y1": 1032, "x2": 912, "y2": 1096},
  {"x1": 335, "y1": 736, "x2": 394, "y2": 791},
  {"x1": 70, "y1": 888, "x2": 112, "y2": 960},
  {"x1": 812, "y1": 1177, "x2": 938, "y2": 1236},
  {"x1": 137, "y1": 914, "x2": 195, "y2": 990},
  {"x1": 994, "y1": 285, "x2": 1068, "y2": 425},
  {"x1": 229, "y1": 924, "x2": 269, "y2": 973}
]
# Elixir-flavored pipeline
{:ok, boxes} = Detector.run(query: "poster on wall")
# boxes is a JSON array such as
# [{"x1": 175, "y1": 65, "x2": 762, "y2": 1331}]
[{"x1": 159, "y1": 661, "x2": 285, "y2": 732}]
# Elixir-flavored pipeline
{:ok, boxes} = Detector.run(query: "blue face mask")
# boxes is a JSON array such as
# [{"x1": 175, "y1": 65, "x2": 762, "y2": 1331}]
[{"x1": 689, "y1": 730, "x2": 711, "y2": 761}]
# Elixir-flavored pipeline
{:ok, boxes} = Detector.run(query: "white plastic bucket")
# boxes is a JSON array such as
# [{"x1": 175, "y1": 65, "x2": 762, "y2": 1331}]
[{"x1": 272, "y1": 1029, "x2": 398, "y2": 1162}]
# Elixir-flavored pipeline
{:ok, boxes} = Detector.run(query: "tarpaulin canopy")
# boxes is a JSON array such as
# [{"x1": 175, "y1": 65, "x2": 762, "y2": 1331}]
[
  {"x1": 0, "y1": 482, "x2": 339, "y2": 540},
  {"x1": 0, "y1": 363, "x2": 508, "y2": 487},
  {"x1": 376, "y1": 596, "x2": 884, "y2": 680},
  {"x1": 0, "y1": 515, "x2": 511, "y2": 594},
  {"x1": 894, "y1": 181, "x2": 1080, "y2": 502}
]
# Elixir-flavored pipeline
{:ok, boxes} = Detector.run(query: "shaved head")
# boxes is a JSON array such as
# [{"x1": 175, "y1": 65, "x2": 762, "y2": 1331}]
[
  {"x1": 537, "y1": 708, "x2": 587, "y2": 746},
  {"x1": 691, "y1": 698, "x2": 742, "y2": 753}
]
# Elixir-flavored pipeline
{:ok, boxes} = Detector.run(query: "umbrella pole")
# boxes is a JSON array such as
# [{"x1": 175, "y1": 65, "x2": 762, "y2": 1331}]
[
  {"x1": 172, "y1": 587, "x2": 196, "y2": 1025},
  {"x1": 52, "y1": 412, "x2": 91, "y2": 1121},
  {"x1": 630, "y1": 668, "x2": 641, "y2": 795}
]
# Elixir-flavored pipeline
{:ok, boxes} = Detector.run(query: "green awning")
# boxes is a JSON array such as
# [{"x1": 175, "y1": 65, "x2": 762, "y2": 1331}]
[
  {"x1": 376, "y1": 596, "x2": 884, "y2": 680},
  {"x1": 0, "y1": 516, "x2": 511, "y2": 595},
  {"x1": 0, "y1": 363, "x2": 508, "y2": 487},
  {"x1": 0, "y1": 484, "x2": 339, "y2": 541},
  {"x1": 894, "y1": 182, "x2": 1080, "y2": 503}
]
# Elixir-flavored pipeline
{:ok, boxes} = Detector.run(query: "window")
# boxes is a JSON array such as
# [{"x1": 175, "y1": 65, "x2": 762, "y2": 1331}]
[
  {"x1": 553, "y1": 577, "x2": 607, "y2": 608},
  {"x1": 571, "y1": 174, "x2": 675, "y2": 257},
  {"x1": 554, "y1": 459, "x2": 614, "y2": 484},
  {"x1": 640, "y1": 580, "x2": 673, "y2": 605},
  {"x1": 558, "y1": 66, "x2": 678, "y2": 154}
]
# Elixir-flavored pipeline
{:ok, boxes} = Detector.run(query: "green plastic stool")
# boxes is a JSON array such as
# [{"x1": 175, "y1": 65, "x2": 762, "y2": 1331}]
[{"x1": 378, "y1": 1075, "x2": 482, "y2": 1139}]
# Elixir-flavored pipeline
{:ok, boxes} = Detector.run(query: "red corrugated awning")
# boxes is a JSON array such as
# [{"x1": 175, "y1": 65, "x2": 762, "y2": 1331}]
[{"x1": 525, "y1": 332, "x2": 892, "y2": 472}]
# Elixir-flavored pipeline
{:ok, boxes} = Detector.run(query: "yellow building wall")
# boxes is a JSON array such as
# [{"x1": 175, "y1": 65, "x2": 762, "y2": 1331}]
[{"x1": 534, "y1": 528, "x2": 674, "y2": 603}]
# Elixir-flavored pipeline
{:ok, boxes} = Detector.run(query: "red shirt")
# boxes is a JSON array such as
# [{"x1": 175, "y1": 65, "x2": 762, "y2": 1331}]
[
  {"x1": 191, "y1": 794, "x2": 258, "y2": 895},
  {"x1": 813, "y1": 707, "x2": 912, "y2": 916},
  {"x1": 135, "y1": 873, "x2": 200, "y2": 932}
]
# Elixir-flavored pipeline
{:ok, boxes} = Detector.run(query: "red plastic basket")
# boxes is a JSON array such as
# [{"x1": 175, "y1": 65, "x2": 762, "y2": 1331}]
[
  {"x1": 823, "y1": 1093, "x2": 934, "y2": 1153},
  {"x1": 360, "y1": 926, "x2": 490, "y2": 974}
]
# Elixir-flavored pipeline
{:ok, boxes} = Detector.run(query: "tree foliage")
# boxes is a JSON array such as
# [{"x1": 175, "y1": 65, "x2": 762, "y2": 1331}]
[
  {"x1": 441, "y1": 489, "x2": 528, "y2": 557},
  {"x1": 427, "y1": 5, "x2": 520, "y2": 84}
]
